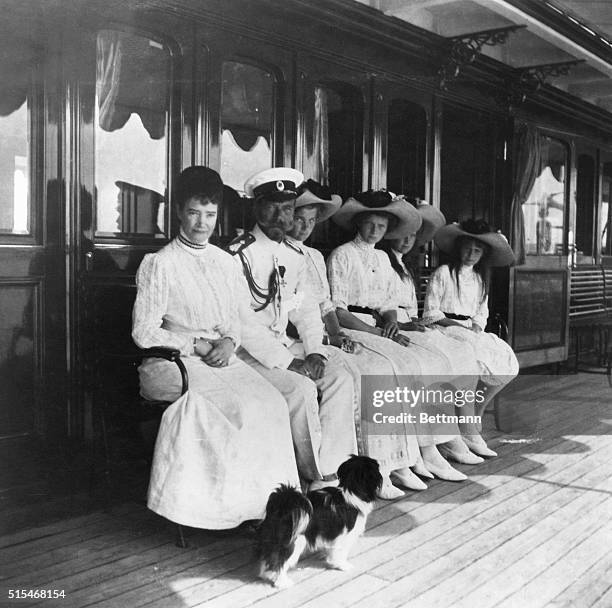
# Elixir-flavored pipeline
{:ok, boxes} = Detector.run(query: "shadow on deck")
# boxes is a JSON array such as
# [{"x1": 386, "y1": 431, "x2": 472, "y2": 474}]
[{"x1": 1, "y1": 372, "x2": 611, "y2": 608}]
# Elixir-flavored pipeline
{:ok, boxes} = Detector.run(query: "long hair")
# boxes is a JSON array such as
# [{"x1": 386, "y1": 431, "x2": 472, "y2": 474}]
[
  {"x1": 377, "y1": 239, "x2": 416, "y2": 284},
  {"x1": 448, "y1": 235, "x2": 490, "y2": 303}
]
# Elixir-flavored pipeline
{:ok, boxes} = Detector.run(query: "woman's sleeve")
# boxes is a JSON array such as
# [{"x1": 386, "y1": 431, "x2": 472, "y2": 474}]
[
  {"x1": 327, "y1": 248, "x2": 350, "y2": 310},
  {"x1": 422, "y1": 266, "x2": 447, "y2": 324},
  {"x1": 132, "y1": 254, "x2": 192, "y2": 354},
  {"x1": 473, "y1": 280, "x2": 490, "y2": 329}
]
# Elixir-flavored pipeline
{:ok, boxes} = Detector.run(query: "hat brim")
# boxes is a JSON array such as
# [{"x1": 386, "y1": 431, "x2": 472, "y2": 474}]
[
  {"x1": 333, "y1": 197, "x2": 422, "y2": 239},
  {"x1": 295, "y1": 190, "x2": 342, "y2": 223},
  {"x1": 434, "y1": 224, "x2": 515, "y2": 266},
  {"x1": 415, "y1": 204, "x2": 446, "y2": 244}
]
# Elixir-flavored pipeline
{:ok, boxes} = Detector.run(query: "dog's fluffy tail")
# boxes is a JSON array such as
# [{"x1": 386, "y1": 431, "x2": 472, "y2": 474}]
[{"x1": 255, "y1": 484, "x2": 312, "y2": 573}]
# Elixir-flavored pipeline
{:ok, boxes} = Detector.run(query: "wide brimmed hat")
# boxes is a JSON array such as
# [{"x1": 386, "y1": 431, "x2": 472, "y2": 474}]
[
  {"x1": 434, "y1": 219, "x2": 515, "y2": 266},
  {"x1": 295, "y1": 180, "x2": 341, "y2": 223},
  {"x1": 415, "y1": 201, "x2": 446, "y2": 243},
  {"x1": 333, "y1": 191, "x2": 422, "y2": 239},
  {"x1": 244, "y1": 167, "x2": 304, "y2": 201}
]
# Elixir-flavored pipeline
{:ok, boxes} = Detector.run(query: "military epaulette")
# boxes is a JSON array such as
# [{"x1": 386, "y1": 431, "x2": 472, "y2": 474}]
[
  {"x1": 283, "y1": 239, "x2": 304, "y2": 255},
  {"x1": 226, "y1": 232, "x2": 255, "y2": 256}
]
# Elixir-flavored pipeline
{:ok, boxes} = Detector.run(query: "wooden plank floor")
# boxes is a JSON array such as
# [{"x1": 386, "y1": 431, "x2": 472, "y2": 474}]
[{"x1": 1, "y1": 372, "x2": 611, "y2": 608}]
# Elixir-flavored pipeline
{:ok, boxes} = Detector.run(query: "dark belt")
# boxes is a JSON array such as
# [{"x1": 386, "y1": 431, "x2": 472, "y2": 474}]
[
  {"x1": 348, "y1": 305, "x2": 383, "y2": 326},
  {"x1": 443, "y1": 312, "x2": 471, "y2": 321}
]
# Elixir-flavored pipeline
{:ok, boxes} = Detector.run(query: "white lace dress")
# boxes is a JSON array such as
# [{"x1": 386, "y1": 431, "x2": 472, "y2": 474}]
[
  {"x1": 423, "y1": 264, "x2": 519, "y2": 385},
  {"x1": 133, "y1": 238, "x2": 299, "y2": 529},
  {"x1": 327, "y1": 235, "x2": 462, "y2": 446},
  {"x1": 389, "y1": 250, "x2": 481, "y2": 381}
]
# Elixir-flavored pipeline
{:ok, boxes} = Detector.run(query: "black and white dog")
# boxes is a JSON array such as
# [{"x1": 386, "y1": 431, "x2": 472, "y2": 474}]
[{"x1": 255, "y1": 455, "x2": 382, "y2": 588}]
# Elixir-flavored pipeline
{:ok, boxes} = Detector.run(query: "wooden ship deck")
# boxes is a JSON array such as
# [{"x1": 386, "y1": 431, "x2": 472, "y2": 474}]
[{"x1": 1, "y1": 372, "x2": 611, "y2": 608}]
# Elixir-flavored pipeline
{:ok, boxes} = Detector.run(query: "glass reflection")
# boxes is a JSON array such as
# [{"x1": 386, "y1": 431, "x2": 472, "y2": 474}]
[{"x1": 94, "y1": 30, "x2": 169, "y2": 237}]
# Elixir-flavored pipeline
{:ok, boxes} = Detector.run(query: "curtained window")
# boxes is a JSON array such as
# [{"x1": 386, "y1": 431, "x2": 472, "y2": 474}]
[
  {"x1": 0, "y1": 29, "x2": 34, "y2": 236},
  {"x1": 220, "y1": 62, "x2": 274, "y2": 194},
  {"x1": 94, "y1": 30, "x2": 170, "y2": 237},
  {"x1": 522, "y1": 136, "x2": 568, "y2": 256}
]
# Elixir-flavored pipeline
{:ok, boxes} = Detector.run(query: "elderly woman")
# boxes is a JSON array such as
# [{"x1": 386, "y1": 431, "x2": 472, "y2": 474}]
[
  {"x1": 327, "y1": 191, "x2": 482, "y2": 482},
  {"x1": 378, "y1": 201, "x2": 486, "y2": 461},
  {"x1": 423, "y1": 219, "x2": 519, "y2": 457},
  {"x1": 132, "y1": 166, "x2": 299, "y2": 529}
]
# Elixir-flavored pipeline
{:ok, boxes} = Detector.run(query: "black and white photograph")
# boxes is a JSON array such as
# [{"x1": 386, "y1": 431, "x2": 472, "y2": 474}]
[{"x1": 1, "y1": 0, "x2": 612, "y2": 606}]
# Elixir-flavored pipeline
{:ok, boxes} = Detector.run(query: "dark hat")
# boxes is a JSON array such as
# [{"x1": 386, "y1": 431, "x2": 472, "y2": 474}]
[{"x1": 175, "y1": 166, "x2": 223, "y2": 205}]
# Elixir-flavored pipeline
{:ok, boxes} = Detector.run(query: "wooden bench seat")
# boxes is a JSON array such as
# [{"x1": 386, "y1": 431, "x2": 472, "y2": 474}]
[{"x1": 568, "y1": 266, "x2": 612, "y2": 374}]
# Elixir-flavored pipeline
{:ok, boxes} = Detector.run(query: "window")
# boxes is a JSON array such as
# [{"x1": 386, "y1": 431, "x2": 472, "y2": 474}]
[
  {"x1": 601, "y1": 162, "x2": 612, "y2": 257},
  {"x1": 523, "y1": 137, "x2": 568, "y2": 256},
  {"x1": 386, "y1": 99, "x2": 426, "y2": 199},
  {"x1": 94, "y1": 30, "x2": 170, "y2": 238},
  {"x1": 575, "y1": 152, "x2": 596, "y2": 258},
  {"x1": 0, "y1": 81, "x2": 31, "y2": 235},
  {"x1": 220, "y1": 61, "x2": 275, "y2": 194},
  {"x1": 302, "y1": 83, "x2": 363, "y2": 199}
]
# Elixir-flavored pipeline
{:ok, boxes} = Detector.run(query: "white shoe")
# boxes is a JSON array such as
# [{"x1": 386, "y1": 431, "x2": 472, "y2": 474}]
[
  {"x1": 391, "y1": 467, "x2": 428, "y2": 491},
  {"x1": 423, "y1": 461, "x2": 468, "y2": 482},
  {"x1": 438, "y1": 437, "x2": 484, "y2": 465},
  {"x1": 463, "y1": 435, "x2": 498, "y2": 458},
  {"x1": 421, "y1": 445, "x2": 468, "y2": 482},
  {"x1": 377, "y1": 476, "x2": 405, "y2": 500},
  {"x1": 438, "y1": 444, "x2": 484, "y2": 465},
  {"x1": 412, "y1": 455, "x2": 434, "y2": 479}
]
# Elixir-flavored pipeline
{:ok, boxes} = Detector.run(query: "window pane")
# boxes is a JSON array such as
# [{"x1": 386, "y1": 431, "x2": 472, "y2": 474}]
[
  {"x1": 95, "y1": 30, "x2": 170, "y2": 237},
  {"x1": 0, "y1": 101, "x2": 29, "y2": 235},
  {"x1": 601, "y1": 162, "x2": 612, "y2": 256},
  {"x1": 575, "y1": 153, "x2": 596, "y2": 258},
  {"x1": 387, "y1": 99, "x2": 426, "y2": 198},
  {"x1": 302, "y1": 83, "x2": 363, "y2": 199},
  {"x1": 523, "y1": 136, "x2": 567, "y2": 256},
  {"x1": 220, "y1": 62, "x2": 274, "y2": 194}
]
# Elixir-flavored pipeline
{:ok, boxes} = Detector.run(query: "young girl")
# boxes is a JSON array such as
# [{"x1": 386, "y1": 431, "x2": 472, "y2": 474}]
[
  {"x1": 286, "y1": 181, "x2": 427, "y2": 498},
  {"x1": 379, "y1": 201, "x2": 486, "y2": 464},
  {"x1": 327, "y1": 191, "x2": 485, "y2": 482},
  {"x1": 423, "y1": 219, "x2": 520, "y2": 457}
]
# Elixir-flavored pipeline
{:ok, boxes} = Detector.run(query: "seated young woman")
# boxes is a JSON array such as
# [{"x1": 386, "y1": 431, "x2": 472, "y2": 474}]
[
  {"x1": 423, "y1": 218, "x2": 520, "y2": 457},
  {"x1": 378, "y1": 200, "x2": 486, "y2": 461},
  {"x1": 132, "y1": 166, "x2": 299, "y2": 529},
  {"x1": 285, "y1": 180, "x2": 434, "y2": 498},
  {"x1": 327, "y1": 190, "x2": 486, "y2": 482}
]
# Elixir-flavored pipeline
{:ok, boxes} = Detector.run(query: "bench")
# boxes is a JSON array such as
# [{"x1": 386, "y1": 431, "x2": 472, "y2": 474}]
[{"x1": 569, "y1": 266, "x2": 612, "y2": 374}]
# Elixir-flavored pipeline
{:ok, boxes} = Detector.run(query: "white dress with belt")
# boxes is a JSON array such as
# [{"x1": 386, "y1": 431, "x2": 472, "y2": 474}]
[
  {"x1": 132, "y1": 237, "x2": 299, "y2": 529},
  {"x1": 327, "y1": 235, "x2": 463, "y2": 446},
  {"x1": 423, "y1": 264, "x2": 519, "y2": 384}
]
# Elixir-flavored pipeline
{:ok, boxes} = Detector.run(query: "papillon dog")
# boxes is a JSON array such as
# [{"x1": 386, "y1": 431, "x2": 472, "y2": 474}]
[{"x1": 255, "y1": 455, "x2": 382, "y2": 588}]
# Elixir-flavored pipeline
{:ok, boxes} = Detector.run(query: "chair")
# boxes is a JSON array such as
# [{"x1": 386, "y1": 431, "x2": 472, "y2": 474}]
[{"x1": 89, "y1": 282, "x2": 189, "y2": 547}]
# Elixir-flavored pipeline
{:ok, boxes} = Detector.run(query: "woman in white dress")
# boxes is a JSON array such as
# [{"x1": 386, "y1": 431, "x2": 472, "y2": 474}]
[
  {"x1": 286, "y1": 180, "x2": 428, "y2": 498},
  {"x1": 132, "y1": 166, "x2": 299, "y2": 529},
  {"x1": 378, "y1": 201, "x2": 487, "y2": 460},
  {"x1": 328, "y1": 191, "x2": 484, "y2": 481},
  {"x1": 423, "y1": 219, "x2": 520, "y2": 457}
]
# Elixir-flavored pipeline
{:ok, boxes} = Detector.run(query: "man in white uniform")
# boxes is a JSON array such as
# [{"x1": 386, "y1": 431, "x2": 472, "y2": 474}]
[{"x1": 228, "y1": 168, "x2": 357, "y2": 489}]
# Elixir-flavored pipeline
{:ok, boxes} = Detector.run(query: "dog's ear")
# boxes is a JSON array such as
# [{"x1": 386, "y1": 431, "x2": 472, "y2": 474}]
[{"x1": 338, "y1": 455, "x2": 382, "y2": 501}]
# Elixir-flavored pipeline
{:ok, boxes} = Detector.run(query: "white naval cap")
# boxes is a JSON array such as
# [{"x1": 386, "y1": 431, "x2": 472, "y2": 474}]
[{"x1": 244, "y1": 167, "x2": 305, "y2": 201}]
